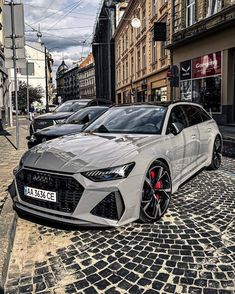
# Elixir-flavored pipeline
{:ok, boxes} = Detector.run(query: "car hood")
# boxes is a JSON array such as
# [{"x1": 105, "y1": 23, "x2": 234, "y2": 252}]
[
  {"x1": 22, "y1": 133, "x2": 163, "y2": 173},
  {"x1": 34, "y1": 112, "x2": 72, "y2": 120},
  {"x1": 35, "y1": 124, "x2": 83, "y2": 137}
]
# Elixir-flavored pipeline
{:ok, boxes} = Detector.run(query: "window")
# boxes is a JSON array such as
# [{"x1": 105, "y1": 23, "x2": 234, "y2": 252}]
[
  {"x1": 20, "y1": 63, "x2": 35, "y2": 75},
  {"x1": 130, "y1": 26, "x2": 134, "y2": 43},
  {"x1": 125, "y1": 60, "x2": 128, "y2": 80},
  {"x1": 152, "y1": 34, "x2": 157, "y2": 63},
  {"x1": 181, "y1": 105, "x2": 203, "y2": 126},
  {"x1": 152, "y1": 0, "x2": 157, "y2": 16},
  {"x1": 123, "y1": 63, "x2": 125, "y2": 82},
  {"x1": 142, "y1": 45, "x2": 146, "y2": 69},
  {"x1": 142, "y1": 8, "x2": 146, "y2": 29},
  {"x1": 186, "y1": 0, "x2": 196, "y2": 27},
  {"x1": 137, "y1": 48, "x2": 141, "y2": 73},
  {"x1": 160, "y1": 41, "x2": 166, "y2": 59},
  {"x1": 131, "y1": 54, "x2": 134, "y2": 77},
  {"x1": 125, "y1": 33, "x2": 128, "y2": 50},
  {"x1": 207, "y1": 0, "x2": 223, "y2": 17},
  {"x1": 167, "y1": 106, "x2": 188, "y2": 134}
]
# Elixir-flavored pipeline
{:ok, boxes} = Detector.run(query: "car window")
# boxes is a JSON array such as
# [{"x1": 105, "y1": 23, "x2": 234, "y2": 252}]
[
  {"x1": 181, "y1": 105, "x2": 203, "y2": 126},
  {"x1": 199, "y1": 108, "x2": 212, "y2": 122},
  {"x1": 166, "y1": 106, "x2": 188, "y2": 134},
  {"x1": 85, "y1": 106, "x2": 167, "y2": 135}
]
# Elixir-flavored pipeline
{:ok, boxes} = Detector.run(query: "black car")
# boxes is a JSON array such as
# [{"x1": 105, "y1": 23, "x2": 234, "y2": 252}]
[
  {"x1": 30, "y1": 98, "x2": 112, "y2": 135},
  {"x1": 28, "y1": 106, "x2": 109, "y2": 148}
]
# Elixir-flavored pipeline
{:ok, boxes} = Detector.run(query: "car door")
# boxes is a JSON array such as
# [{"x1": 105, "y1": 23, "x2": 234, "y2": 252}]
[
  {"x1": 165, "y1": 105, "x2": 188, "y2": 182},
  {"x1": 181, "y1": 105, "x2": 201, "y2": 171},
  {"x1": 196, "y1": 106, "x2": 214, "y2": 163}
]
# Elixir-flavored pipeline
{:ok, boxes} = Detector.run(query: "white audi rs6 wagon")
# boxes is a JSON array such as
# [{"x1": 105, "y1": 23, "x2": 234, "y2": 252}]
[{"x1": 10, "y1": 102, "x2": 222, "y2": 227}]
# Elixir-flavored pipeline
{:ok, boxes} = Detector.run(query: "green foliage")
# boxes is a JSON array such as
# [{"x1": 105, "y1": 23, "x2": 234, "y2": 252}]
[{"x1": 13, "y1": 82, "x2": 44, "y2": 110}]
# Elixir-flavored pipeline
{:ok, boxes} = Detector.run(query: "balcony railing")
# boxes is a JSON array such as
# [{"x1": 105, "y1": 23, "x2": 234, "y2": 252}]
[{"x1": 173, "y1": 4, "x2": 235, "y2": 45}]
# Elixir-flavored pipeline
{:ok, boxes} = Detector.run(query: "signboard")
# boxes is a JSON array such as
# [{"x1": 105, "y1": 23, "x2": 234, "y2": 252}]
[
  {"x1": 192, "y1": 51, "x2": 221, "y2": 79},
  {"x1": 3, "y1": 4, "x2": 25, "y2": 37},
  {"x1": 154, "y1": 22, "x2": 166, "y2": 42},
  {"x1": 180, "y1": 60, "x2": 191, "y2": 80}
]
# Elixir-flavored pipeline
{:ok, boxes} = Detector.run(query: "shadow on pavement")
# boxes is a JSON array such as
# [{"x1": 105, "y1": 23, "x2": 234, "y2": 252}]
[{"x1": 15, "y1": 209, "x2": 112, "y2": 232}]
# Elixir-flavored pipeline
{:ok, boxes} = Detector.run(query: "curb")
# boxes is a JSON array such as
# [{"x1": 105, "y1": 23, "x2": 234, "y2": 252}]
[{"x1": 0, "y1": 196, "x2": 17, "y2": 293}]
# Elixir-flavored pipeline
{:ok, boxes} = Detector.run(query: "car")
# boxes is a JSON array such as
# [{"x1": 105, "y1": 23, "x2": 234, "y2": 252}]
[
  {"x1": 10, "y1": 102, "x2": 222, "y2": 227},
  {"x1": 27, "y1": 106, "x2": 109, "y2": 148},
  {"x1": 30, "y1": 98, "x2": 112, "y2": 135}
]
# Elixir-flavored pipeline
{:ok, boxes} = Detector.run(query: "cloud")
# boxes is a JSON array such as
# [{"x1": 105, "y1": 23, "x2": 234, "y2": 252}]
[{"x1": 21, "y1": 0, "x2": 99, "y2": 77}]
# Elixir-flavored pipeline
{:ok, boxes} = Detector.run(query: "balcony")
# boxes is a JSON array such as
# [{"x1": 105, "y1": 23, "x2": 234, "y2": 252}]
[{"x1": 173, "y1": 4, "x2": 235, "y2": 47}]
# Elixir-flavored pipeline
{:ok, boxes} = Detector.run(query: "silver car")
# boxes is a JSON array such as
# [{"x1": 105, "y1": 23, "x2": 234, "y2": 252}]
[{"x1": 11, "y1": 102, "x2": 222, "y2": 227}]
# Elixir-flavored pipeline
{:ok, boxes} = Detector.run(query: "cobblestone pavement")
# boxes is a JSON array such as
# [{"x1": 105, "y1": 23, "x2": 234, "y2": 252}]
[
  {"x1": 0, "y1": 119, "x2": 28, "y2": 214},
  {"x1": 4, "y1": 157, "x2": 235, "y2": 294}
]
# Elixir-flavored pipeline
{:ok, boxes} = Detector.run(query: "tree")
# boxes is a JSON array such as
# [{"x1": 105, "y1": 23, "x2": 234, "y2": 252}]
[{"x1": 12, "y1": 82, "x2": 44, "y2": 110}]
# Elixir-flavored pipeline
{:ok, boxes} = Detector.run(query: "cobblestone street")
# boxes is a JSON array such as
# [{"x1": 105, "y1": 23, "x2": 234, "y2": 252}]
[{"x1": 4, "y1": 157, "x2": 235, "y2": 294}]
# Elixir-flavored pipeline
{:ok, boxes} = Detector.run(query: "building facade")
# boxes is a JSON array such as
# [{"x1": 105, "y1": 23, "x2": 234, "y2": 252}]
[
  {"x1": 56, "y1": 61, "x2": 80, "y2": 102},
  {"x1": 171, "y1": 0, "x2": 235, "y2": 124},
  {"x1": 9, "y1": 42, "x2": 53, "y2": 107},
  {"x1": 79, "y1": 53, "x2": 96, "y2": 99},
  {"x1": 114, "y1": 0, "x2": 171, "y2": 104},
  {"x1": 92, "y1": 0, "x2": 117, "y2": 102}
]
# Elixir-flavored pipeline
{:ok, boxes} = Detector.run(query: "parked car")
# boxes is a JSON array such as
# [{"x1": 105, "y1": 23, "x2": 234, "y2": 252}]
[
  {"x1": 27, "y1": 106, "x2": 109, "y2": 148},
  {"x1": 29, "y1": 98, "x2": 112, "y2": 135},
  {"x1": 10, "y1": 102, "x2": 222, "y2": 227}
]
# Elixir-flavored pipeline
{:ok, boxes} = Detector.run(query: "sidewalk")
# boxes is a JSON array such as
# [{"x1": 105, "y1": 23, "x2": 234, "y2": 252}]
[
  {"x1": 0, "y1": 120, "x2": 28, "y2": 214},
  {"x1": 0, "y1": 119, "x2": 28, "y2": 291}
]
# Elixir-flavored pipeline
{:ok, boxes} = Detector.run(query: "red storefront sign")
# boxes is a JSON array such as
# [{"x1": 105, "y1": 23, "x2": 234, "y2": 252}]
[{"x1": 192, "y1": 51, "x2": 221, "y2": 78}]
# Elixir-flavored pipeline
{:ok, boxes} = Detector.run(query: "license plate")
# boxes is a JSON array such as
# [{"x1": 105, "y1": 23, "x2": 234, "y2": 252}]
[{"x1": 24, "y1": 186, "x2": 57, "y2": 203}]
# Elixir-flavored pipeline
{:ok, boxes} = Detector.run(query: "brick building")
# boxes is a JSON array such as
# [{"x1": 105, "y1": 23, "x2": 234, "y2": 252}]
[
  {"x1": 79, "y1": 53, "x2": 96, "y2": 99},
  {"x1": 114, "y1": 0, "x2": 171, "y2": 104}
]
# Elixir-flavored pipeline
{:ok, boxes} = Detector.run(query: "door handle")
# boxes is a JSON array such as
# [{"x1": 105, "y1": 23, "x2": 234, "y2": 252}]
[
  {"x1": 191, "y1": 134, "x2": 196, "y2": 139},
  {"x1": 208, "y1": 128, "x2": 212, "y2": 132}
]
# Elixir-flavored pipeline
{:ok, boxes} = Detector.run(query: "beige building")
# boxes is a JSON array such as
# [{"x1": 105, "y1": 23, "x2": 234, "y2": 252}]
[
  {"x1": 171, "y1": 0, "x2": 235, "y2": 124},
  {"x1": 114, "y1": 0, "x2": 171, "y2": 104}
]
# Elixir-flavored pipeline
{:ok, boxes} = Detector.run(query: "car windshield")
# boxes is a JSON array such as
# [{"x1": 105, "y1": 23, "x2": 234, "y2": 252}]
[
  {"x1": 66, "y1": 108, "x2": 107, "y2": 124},
  {"x1": 55, "y1": 101, "x2": 87, "y2": 112},
  {"x1": 84, "y1": 106, "x2": 166, "y2": 135}
]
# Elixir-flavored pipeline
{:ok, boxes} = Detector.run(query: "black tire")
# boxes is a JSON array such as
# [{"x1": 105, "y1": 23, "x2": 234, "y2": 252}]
[
  {"x1": 140, "y1": 160, "x2": 172, "y2": 223},
  {"x1": 208, "y1": 136, "x2": 222, "y2": 170}
]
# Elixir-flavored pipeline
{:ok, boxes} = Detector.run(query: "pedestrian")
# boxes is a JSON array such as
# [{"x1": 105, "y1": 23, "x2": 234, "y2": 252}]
[{"x1": 29, "y1": 104, "x2": 35, "y2": 121}]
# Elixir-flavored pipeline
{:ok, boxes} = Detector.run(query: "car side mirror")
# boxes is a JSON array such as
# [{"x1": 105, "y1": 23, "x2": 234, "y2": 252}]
[{"x1": 170, "y1": 122, "x2": 184, "y2": 136}]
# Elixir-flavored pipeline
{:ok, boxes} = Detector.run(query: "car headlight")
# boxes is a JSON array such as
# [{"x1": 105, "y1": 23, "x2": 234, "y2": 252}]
[
  {"x1": 29, "y1": 134, "x2": 36, "y2": 142},
  {"x1": 81, "y1": 162, "x2": 135, "y2": 182},
  {"x1": 54, "y1": 119, "x2": 66, "y2": 124}
]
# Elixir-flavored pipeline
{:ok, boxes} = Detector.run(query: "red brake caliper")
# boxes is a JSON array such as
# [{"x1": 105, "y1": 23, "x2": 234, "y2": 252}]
[{"x1": 154, "y1": 180, "x2": 163, "y2": 201}]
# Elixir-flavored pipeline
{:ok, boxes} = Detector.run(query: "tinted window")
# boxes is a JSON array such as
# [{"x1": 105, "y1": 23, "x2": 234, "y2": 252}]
[
  {"x1": 66, "y1": 108, "x2": 107, "y2": 124},
  {"x1": 181, "y1": 105, "x2": 203, "y2": 126},
  {"x1": 85, "y1": 106, "x2": 166, "y2": 135},
  {"x1": 200, "y1": 108, "x2": 212, "y2": 122},
  {"x1": 167, "y1": 106, "x2": 188, "y2": 134}
]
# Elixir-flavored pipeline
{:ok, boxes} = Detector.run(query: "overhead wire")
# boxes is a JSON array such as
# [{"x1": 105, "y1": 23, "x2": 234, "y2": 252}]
[
  {"x1": 47, "y1": 0, "x2": 83, "y2": 30},
  {"x1": 23, "y1": 3, "x2": 96, "y2": 17},
  {"x1": 28, "y1": 1, "x2": 83, "y2": 26}
]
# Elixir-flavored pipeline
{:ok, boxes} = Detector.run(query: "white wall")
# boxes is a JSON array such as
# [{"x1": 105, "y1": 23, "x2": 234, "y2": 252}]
[{"x1": 10, "y1": 42, "x2": 46, "y2": 105}]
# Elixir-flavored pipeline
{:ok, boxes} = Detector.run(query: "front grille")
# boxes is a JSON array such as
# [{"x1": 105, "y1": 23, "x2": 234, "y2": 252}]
[
  {"x1": 16, "y1": 169, "x2": 84, "y2": 213},
  {"x1": 91, "y1": 192, "x2": 124, "y2": 221},
  {"x1": 33, "y1": 119, "x2": 54, "y2": 131}
]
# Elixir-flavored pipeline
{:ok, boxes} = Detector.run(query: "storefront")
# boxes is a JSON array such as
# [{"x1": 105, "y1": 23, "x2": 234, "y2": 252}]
[
  {"x1": 180, "y1": 51, "x2": 222, "y2": 114},
  {"x1": 151, "y1": 86, "x2": 167, "y2": 101}
]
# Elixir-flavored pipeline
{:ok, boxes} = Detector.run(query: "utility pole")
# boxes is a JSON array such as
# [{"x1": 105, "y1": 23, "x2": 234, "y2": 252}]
[
  {"x1": 26, "y1": 61, "x2": 30, "y2": 131},
  {"x1": 11, "y1": 0, "x2": 19, "y2": 149},
  {"x1": 45, "y1": 46, "x2": 49, "y2": 112}
]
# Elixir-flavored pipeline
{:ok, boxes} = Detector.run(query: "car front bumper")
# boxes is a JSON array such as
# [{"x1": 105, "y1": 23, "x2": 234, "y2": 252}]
[{"x1": 10, "y1": 167, "x2": 143, "y2": 227}]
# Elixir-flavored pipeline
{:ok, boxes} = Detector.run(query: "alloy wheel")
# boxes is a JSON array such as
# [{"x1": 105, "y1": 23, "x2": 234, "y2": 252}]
[
  {"x1": 212, "y1": 137, "x2": 222, "y2": 169},
  {"x1": 141, "y1": 161, "x2": 171, "y2": 222}
]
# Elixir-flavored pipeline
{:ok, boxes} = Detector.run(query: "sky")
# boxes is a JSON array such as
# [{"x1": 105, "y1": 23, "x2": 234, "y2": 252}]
[{"x1": 20, "y1": 0, "x2": 100, "y2": 76}]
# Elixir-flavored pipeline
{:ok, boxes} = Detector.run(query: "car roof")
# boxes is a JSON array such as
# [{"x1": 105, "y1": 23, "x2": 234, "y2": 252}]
[{"x1": 112, "y1": 101, "x2": 204, "y2": 108}]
